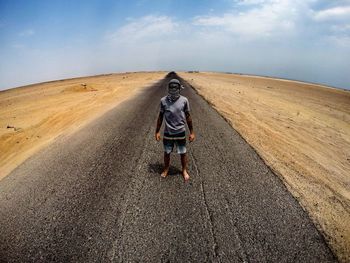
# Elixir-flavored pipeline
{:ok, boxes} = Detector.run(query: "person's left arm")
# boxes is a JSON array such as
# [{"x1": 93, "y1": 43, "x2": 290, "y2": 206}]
[{"x1": 185, "y1": 99, "x2": 195, "y2": 142}]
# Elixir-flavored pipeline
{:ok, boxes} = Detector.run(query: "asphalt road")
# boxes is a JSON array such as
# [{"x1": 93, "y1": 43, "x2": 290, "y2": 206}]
[{"x1": 0, "y1": 72, "x2": 336, "y2": 262}]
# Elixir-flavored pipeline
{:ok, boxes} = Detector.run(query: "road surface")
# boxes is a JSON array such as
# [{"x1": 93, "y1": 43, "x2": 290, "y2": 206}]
[{"x1": 0, "y1": 72, "x2": 336, "y2": 262}]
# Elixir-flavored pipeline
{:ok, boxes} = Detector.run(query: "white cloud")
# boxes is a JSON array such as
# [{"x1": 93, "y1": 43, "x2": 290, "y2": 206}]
[
  {"x1": 327, "y1": 35, "x2": 350, "y2": 46},
  {"x1": 236, "y1": 0, "x2": 271, "y2": 6},
  {"x1": 330, "y1": 23, "x2": 350, "y2": 32},
  {"x1": 193, "y1": 1, "x2": 350, "y2": 44},
  {"x1": 313, "y1": 5, "x2": 350, "y2": 21},
  {"x1": 193, "y1": 0, "x2": 307, "y2": 38},
  {"x1": 107, "y1": 15, "x2": 178, "y2": 44}
]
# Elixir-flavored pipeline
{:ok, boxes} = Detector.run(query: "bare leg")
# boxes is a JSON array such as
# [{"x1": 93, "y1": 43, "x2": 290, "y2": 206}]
[
  {"x1": 161, "y1": 152, "x2": 170, "y2": 178},
  {"x1": 180, "y1": 153, "x2": 190, "y2": 181}
]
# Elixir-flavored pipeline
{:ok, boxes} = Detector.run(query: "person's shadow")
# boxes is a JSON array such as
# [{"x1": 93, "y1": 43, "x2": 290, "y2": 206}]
[{"x1": 148, "y1": 162, "x2": 182, "y2": 176}]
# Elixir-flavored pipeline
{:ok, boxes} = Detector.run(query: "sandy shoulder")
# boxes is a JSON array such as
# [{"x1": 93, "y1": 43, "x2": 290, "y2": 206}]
[
  {"x1": 0, "y1": 72, "x2": 166, "y2": 180},
  {"x1": 178, "y1": 71, "x2": 350, "y2": 263}
]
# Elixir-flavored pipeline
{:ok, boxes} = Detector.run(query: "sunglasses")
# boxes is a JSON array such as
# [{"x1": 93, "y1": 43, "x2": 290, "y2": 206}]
[{"x1": 169, "y1": 83, "x2": 180, "y2": 88}]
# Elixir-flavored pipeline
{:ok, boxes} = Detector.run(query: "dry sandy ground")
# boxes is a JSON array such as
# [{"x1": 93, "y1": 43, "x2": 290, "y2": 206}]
[
  {"x1": 179, "y1": 71, "x2": 350, "y2": 262},
  {"x1": 0, "y1": 72, "x2": 165, "y2": 180}
]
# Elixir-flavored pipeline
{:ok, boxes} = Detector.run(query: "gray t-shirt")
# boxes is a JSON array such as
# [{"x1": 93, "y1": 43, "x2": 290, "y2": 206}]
[{"x1": 160, "y1": 95, "x2": 190, "y2": 135}]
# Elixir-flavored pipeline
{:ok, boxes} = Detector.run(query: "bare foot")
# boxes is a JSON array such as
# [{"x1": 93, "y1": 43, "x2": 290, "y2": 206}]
[
  {"x1": 161, "y1": 169, "x2": 169, "y2": 178},
  {"x1": 182, "y1": 170, "x2": 190, "y2": 182}
]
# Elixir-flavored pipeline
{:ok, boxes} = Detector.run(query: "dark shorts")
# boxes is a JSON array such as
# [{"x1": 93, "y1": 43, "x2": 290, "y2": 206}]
[{"x1": 163, "y1": 131, "x2": 186, "y2": 154}]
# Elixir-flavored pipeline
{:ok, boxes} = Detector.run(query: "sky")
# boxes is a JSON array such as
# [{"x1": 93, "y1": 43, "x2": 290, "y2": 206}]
[{"x1": 0, "y1": 0, "x2": 350, "y2": 90}]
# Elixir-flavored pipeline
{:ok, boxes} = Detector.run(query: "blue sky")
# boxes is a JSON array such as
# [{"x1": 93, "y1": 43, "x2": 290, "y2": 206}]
[{"x1": 0, "y1": 0, "x2": 350, "y2": 90}]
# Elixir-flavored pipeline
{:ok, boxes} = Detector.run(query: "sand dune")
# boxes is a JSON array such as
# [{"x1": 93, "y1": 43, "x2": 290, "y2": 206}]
[
  {"x1": 0, "y1": 72, "x2": 166, "y2": 180},
  {"x1": 179, "y1": 71, "x2": 350, "y2": 262}
]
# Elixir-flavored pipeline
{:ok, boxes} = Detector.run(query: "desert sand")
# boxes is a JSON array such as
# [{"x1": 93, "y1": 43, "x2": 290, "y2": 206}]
[
  {"x1": 0, "y1": 72, "x2": 165, "y2": 180},
  {"x1": 179, "y1": 71, "x2": 350, "y2": 262}
]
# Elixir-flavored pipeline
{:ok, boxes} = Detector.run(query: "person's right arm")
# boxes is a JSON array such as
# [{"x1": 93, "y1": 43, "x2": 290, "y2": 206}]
[{"x1": 155, "y1": 111, "x2": 163, "y2": 141}]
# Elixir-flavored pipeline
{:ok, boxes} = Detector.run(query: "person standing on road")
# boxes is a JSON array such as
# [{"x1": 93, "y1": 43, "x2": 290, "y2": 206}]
[{"x1": 155, "y1": 78, "x2": 195, "y2": 182}]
